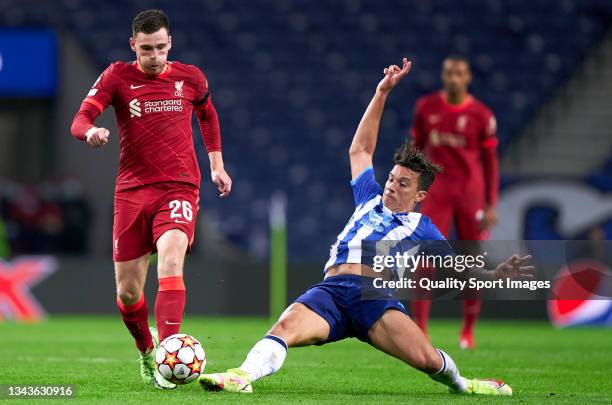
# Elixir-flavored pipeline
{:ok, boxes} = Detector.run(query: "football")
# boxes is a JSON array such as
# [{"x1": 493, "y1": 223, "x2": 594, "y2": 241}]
[{"x1": 155, "y1": 333, "x2": 206, "y2": 384}]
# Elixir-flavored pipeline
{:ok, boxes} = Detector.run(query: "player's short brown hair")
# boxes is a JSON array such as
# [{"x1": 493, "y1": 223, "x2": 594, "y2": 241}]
[
  {"x1": 393, "y1": 140, "x2": 443, "y2": 191},
  {"x1": 443, "y1": 54, "x2": 470, "y2": 68},
  {"x1": 132, "y1": 9, "x2": 169, "y2": 36}
]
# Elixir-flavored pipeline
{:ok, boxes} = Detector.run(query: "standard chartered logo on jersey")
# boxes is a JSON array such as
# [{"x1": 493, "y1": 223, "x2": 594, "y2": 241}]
[
  {"x1": 129, "y1": 98, "x2": 184, "y2": 118},
  {"x1": 129, "y1": 99, "x2": 141, "y2": 117}
]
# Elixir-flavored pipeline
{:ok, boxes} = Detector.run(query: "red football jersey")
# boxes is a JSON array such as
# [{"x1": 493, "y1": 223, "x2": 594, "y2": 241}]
[
  {"x1": 411, "y1": 91, "x2": 498, "y2": 204},
  {"x1": 83, "y1": 61, "x2": 210, "y2": 191}
]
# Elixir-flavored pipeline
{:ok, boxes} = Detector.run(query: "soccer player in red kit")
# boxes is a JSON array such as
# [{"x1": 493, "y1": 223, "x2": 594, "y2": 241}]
[
  {"x1": 410, "y1": 56, "x2": 499, "y2": 349},
  {"x1": 70, "y1": 10, "x2": 232, "y2": 389}
]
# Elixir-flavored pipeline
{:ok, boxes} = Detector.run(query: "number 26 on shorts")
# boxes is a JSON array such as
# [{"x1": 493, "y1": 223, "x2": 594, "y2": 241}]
[{"x1": 169, "y1": 200, "x2": 193, "y2": 222}]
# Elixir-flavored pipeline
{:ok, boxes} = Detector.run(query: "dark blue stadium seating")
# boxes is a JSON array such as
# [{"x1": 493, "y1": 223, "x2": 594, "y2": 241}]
[{"x1": 2, "y1": 0, "x2": 611, "y2": 259}]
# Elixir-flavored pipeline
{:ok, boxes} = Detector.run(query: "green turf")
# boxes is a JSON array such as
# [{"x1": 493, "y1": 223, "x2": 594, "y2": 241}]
[{"x1": 0, "y1": 316, "x2": 610, "y2": 404}]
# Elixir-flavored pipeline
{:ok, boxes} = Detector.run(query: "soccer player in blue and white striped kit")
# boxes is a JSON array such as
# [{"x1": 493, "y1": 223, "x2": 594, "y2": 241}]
[{"x1": 199, "y1": 58, "x2": 533, "y2": 396}]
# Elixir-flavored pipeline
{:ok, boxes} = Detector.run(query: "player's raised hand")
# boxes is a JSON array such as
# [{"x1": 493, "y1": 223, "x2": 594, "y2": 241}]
[
  {"x1": 85, "y1": 127, "x2": 110, "y2": 148},
  {"x1": 376, "y1": 58, "x2": 411, "y2": 94},
  {"x1": 211, "y1": 167, "x2": 232, "y2": 198},
  {"x1": 493, "y1": 254, "x2": 535, "y2": 280}
]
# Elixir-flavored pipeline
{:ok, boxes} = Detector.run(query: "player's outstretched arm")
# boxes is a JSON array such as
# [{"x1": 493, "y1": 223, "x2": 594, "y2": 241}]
[{"x1": 349, "y1": 58, "x2": 411, "y2": 180}]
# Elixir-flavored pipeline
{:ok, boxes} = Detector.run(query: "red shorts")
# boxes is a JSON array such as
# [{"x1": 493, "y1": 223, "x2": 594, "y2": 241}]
[
  {"x1": 419, "y1": 181, "x2": 486, "y2": 240},
  {"x1": 113, "y1": 182, "x2": 200, "y2": 262}
]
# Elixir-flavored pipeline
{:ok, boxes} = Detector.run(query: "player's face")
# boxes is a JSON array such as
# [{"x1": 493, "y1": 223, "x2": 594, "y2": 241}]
[
  {"x1": 382, "y1": 165, "x2": 427, "y2": 213},
  {"x1": 441, "y1": 60, "x2": 471, "y2": 95},
  {"x1": 130, "y1": 28, "x2": 172, "y2": 75}
]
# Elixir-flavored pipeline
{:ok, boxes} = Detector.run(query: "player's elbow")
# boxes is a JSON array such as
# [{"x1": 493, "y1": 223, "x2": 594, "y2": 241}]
[
  {"x1": 196, "y1": 100, "x2": 217, "y2": 120},
  {"x1": 69, "y1": 118, "x2": 79, "y2": 137}
]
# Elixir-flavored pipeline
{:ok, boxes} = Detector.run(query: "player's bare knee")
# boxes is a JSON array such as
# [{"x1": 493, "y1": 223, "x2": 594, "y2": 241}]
[
  {"x1": 117, "y1": 288, "x2": 141, "y2": 306},
  {"x1": 268, "y1": 318, "x2": 292, "y2": 341},
  {"x1": 116, "y1": 276, "x2": 143, "y2": 305}
]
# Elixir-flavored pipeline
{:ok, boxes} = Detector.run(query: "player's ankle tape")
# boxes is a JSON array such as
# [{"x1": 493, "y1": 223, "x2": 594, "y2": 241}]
[{"x1": 158, "y1": 276, "x2": 186, "y2": 291}]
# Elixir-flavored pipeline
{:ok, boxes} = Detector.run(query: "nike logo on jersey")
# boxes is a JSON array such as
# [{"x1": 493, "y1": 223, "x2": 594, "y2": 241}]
[{"x1": 130, "y1": 84, "x2": 145, "y2": 89}]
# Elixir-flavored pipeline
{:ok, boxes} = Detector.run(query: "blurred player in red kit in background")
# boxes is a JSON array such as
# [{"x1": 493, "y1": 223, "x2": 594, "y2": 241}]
[
  {"x1": 410, "y1": 56, "x2": 499, "y2": 349},
  {"x1": 70, "y1": 9, "x2": 232, "y2": 389}
]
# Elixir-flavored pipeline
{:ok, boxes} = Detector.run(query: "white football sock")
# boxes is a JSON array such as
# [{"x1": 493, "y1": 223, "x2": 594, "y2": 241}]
[
  {"x1": 428, "y1": 349, "x2": 468, "y2": 393},
  {"x1": 239, "y1": 335, "x2": 288, "y2": 382}
]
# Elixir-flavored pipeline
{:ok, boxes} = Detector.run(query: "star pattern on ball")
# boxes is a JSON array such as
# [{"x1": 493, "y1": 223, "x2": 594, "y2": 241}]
[
  {"x1": 179, "y1": 335, "x2": 197, "y2": 348},
  {"x1": 163, "y1": 352, "x2": 178, "y2": 368},
  {"x1": 190, "y1": 357, "x2": 203, "y2": 374}
]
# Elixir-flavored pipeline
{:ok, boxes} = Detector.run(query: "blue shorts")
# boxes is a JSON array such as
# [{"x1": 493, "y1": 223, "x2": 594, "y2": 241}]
[{"x1": 295, "y1": 275, "x2": 407, "y2": 344}]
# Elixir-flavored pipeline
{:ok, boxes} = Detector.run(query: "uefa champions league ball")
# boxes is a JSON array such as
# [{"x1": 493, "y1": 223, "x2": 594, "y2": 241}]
[{"x1": 155, "y1": 333, "x2": 206, "y2": 384}]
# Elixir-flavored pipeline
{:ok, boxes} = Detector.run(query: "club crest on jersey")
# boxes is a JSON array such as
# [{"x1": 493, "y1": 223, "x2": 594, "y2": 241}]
[
  {"x1": 361, "y1": 210, "x2": 393, "y2": 232},
  {"x1": 396, "y1": 213, "x2": 415, "y2": 226},
  {"x1": 175, "y1": 80, "x2": 184, "y2": 97}
]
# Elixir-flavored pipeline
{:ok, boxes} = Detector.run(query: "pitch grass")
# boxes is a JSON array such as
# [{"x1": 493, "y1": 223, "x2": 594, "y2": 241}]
[{"x1": 1, "y1": 316, "x2": 611, "y2": 404}]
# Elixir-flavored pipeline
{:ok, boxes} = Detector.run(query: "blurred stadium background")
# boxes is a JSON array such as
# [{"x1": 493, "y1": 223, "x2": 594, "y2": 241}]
[{"x1": 0, "y1": 0, "x2": 611, "y2": 322}]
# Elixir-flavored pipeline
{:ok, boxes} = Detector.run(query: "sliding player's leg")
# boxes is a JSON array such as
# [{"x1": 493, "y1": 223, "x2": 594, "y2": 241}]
[
  {"x1": 241, "y1": 303, "x2": 330, "y2": 379},
  {"x1": 199, "y1": 303, "x2": 331, "y2": 393},
  {"x1": 368, "y1": 309, "x2": 511, "y2": 395}
]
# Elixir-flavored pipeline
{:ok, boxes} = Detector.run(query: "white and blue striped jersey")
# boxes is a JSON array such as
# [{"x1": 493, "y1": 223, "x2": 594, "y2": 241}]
[{"x1": 324, "y1": 167, "x2": 453, "y2": 273}]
